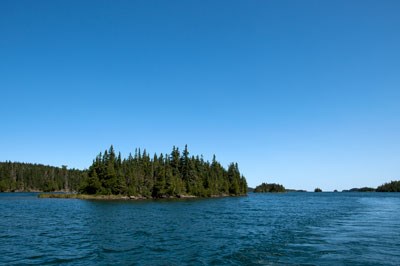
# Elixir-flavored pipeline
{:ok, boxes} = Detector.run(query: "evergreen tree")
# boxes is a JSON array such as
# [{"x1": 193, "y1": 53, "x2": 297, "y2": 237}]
[
  {"x1": 0, "y1": 162, "x2": 85, "y2": 192},
  {"x1": 0, "y1": 145, "x2": 248, "y2": 198},
  {"x1": 80, "y1": 167, "x2": 101, "y2": 194},
  {"x1": 376, "y1": 180, "x2": 400, "y2": 192}
]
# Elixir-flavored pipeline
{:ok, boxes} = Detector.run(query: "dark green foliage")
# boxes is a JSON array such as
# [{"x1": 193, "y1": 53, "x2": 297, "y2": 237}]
[
  {"x1": 79, "y1": 167, "x2": 101, "y2": 194},
  {"x1": 347, "y1": 187, "x2": 376, "y2": 192},
  {"x1": 357, "y1": 187, "x2": 375, "y2": 192},
  {"x1": 254, "y1": 182, "x2": 285, "y2": 193},
  {"x1": 79, "y1": 145, "x2": 247, "y2": 197},
  {"x1": 314, "y1": 188, "x2": 322, "y2": 192},
  {"x1": 0, "y1": 145, "x2": 247, "y2": 198},
  {"x1": 376, "y1": 180, "x2": 400, "y2": 192},
  {"x1": 0, "y1": 161, "x2": 85, "y2": 192}
]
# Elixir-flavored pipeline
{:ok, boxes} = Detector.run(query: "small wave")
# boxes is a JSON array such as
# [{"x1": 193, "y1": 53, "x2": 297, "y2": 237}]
[
  {"x1": 46, "y1": 257, "x2": 82, "y2": 264},
  {"x1": 101, "y1": 246, "x2": 140, "y2": 254},
  {"x1": 134, "y1": 230, "x2": 153, "y2": 237},
  {"x1": 149, "y1": 246, "x2": 168, "y2": 253},
  {"x1": 0, "y1": 234, "x2": 16, "y2": 239},
  {"x1": 27, "y1": 254, "x2": 46, "y2": 260}
]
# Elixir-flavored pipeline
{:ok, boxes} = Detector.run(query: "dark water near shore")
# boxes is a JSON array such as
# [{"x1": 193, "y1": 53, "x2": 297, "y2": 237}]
[{"x1": 1, "y1": 193, "x2": 399, "y2": 265}]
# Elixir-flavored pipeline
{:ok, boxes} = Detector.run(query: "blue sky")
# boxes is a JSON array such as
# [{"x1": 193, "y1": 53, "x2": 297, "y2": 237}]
[{"x1": 1, "y1": 0, "x2": 399, "y2": 191}]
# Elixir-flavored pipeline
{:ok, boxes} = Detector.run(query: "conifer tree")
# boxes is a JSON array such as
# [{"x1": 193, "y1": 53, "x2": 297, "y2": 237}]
[{"x1": 68, "y1": 145, "x2": 248, "y2": 197}]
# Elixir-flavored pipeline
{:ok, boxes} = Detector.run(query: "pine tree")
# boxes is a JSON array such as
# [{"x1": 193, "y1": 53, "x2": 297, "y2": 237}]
[
  {"x1": 74, "y1": 145, "x2": 248, "y2": 197},
  {"x1": 80, "y1": 166, "x2": 101, "y2": 194}
]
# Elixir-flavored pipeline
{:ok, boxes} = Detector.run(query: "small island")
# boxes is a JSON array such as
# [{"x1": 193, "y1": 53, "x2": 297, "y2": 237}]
[{"x1": 253, "y1": 182, "x2": 286, "y2": 193}]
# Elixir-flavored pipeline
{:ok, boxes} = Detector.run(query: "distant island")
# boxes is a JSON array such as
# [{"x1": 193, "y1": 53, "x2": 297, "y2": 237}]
[
  {"x1": 252, "y1": 181, "x2": 400, "y2": 194},
  {"x1": 341, "y1": 181, "x2": 400, "y2": 192},
  {"x1": 342, "y1": 187, "x2": 376, "y2": 192},
  {"x1": 252, "y1": 182, "x2": 307, "y2": 193},
  {"x1": 285, "y1": 189, "x2": 307, "y2": 193},
  {"x1": 1, "y1": 145, "x2": 248, "y2": 199},
  {"x1": 253, "y1": 182, "x2": 286, "y2": 193}
]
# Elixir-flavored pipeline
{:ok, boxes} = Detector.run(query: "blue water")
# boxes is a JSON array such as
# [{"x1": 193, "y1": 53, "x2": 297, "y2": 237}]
[{"x1": 1, "y1": 193, "x2": 399, "y2": 265}]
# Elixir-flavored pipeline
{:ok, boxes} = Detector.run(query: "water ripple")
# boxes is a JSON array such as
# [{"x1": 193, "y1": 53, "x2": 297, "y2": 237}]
[{"x1": 1, "y1": 193, "x2": 400, "y2": 265}]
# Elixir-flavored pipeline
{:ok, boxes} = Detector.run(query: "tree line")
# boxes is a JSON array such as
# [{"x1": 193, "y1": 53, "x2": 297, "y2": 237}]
[
  {"x1": 0, "y1": 162, "x2": 85, "y2": 192},
  {"x1": 79, "y1": 145, "x2": 247, "y2": 197},
  {"x1": 0, "y1": 145, "x2": 248, "y2": 198},
  {"x1": 376, "y1": 180, "x2": 400, "y2": 192}
]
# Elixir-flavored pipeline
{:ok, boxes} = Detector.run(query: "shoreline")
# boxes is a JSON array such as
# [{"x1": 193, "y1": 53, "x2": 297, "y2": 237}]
[
  {"x1": 1, "y1": 190, "x2": 72, "y2": 193},
  {"x1": 37, "y1": 193, "x2": 244, "y2": 200}
]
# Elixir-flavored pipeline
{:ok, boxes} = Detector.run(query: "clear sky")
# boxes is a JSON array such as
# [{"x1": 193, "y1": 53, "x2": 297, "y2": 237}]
[{"x1": 1, "y1": 0, "x2": 399, "y2": 191}]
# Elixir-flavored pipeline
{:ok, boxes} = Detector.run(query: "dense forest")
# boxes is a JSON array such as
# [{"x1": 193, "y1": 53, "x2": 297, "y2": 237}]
[
  {"x1": 253, "y1": 182, "x2": 286, "y2": 193},
  {"x1": 80, "y1": 145, "x2": 247, "y2": 198},
  {"x1": 0, "y1": 145, "x2": 247, "y2": 198},
  {"x1": 376, "y1": 181, "x2": 400, "y2": 192},
  {"x1": 0, "y1": 162, "x2": 85, "y2": 192},
  {"x1": 4, "y1": 145, "x2": 397, "y2": 196}
]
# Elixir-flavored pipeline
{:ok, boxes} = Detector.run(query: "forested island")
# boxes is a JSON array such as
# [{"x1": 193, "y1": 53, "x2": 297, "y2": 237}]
[
  {"x1": 253, "y1": 182, "x2": 286, "y2": 193},
  {"x1": 1, "y1": 145, "x2": 247, "y2": 199},
  {"x1": 341, "y1": 182, "x2": 400, "y2": 192},
  {"x1": 79, "y1": 145, "x2": 247, "y2": 198},
  {"x1": 342, "y1": 187, "x2": 376, "y2": 192},
  {"x1": 253, "y1": 182, "x2": 306, "y2": 193}
]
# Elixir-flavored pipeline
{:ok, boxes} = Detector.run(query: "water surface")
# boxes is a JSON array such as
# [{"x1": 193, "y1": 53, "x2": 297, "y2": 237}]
[{"x1": 1, "y1": 192, "x2": 399, "y2": 265}]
